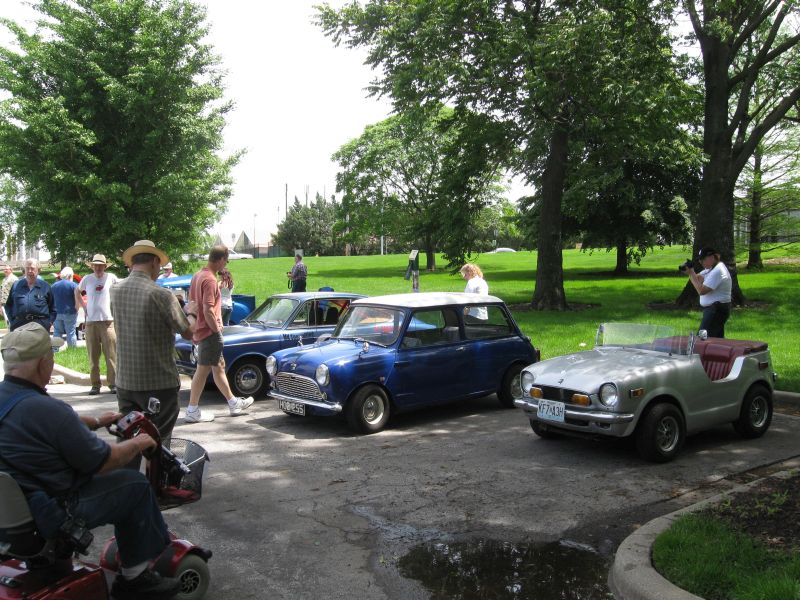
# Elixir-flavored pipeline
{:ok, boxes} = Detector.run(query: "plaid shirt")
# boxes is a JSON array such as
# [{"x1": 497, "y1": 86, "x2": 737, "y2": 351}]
[{"x1": 110, "y1": 271, "x2": 190, "y2": 391}]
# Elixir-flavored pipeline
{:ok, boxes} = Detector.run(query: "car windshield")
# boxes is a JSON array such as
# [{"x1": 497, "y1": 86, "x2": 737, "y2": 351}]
[
  {"x1": 333, "y1": 305, "x2": 406, "y2": 346},
  {"x1": 247, "y1": 297, "x2": 299, "y2": 327},
  {"x1": 595, "y1": 322, "x2": 691, "y2": 355}
]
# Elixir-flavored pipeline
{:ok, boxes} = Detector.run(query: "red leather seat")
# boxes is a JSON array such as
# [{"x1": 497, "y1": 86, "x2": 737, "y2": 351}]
[{"x1": 693, "y1": 339, "x2": 768, "y2": 381}]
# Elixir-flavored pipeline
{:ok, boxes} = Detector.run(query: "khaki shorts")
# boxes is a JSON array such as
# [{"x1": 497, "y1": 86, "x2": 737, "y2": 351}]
[{"x1": 197, "y1": 332, "x2": 224, "y2": 366}]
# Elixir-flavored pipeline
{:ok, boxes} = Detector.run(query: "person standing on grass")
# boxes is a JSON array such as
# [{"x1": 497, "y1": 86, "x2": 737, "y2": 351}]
[
  {"x1": 684, "y1": 246, "x2": 732, "y2": 338},
  {"x1": 287, "y1": 253, "x2": 307, "y2": 292},
  {"x1": 184, "y1": 246, "x2": 253, "y2": 423},
  {"x1": 460, "y1": 263, "x2": 489, "y2": 321},
  {"x1": 111, "y1": 240, "x2": 197, "y2": 458},
  {"x1": 5, "y1": 258, "x2": 55, "y2": 332},
  {"x1": 51, "y1": 267, "x2": 79, "y2": 347},
  {"x1": 219, "y1": 268, "x2": 234, "y2": 326},
  {"x1": 75, "y1": 254, "x2": 118, "y2": 395}
]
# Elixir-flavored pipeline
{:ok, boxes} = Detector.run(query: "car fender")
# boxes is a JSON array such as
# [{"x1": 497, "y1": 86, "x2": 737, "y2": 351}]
[{"x1": 345, "y1": 380, "x2": 396, "y2": 412}]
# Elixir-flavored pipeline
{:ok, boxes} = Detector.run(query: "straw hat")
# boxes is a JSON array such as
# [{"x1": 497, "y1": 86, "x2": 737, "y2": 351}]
[
  {"x1": 122, "y1": 240, "x2": 169, "y2": 267},
  {"x1": 85, "y1": 253, "x2": 110, "y2": 268}
]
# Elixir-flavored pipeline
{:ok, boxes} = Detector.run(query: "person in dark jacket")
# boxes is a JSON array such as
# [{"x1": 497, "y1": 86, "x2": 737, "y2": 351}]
[{"x1": 4, "y1": 258, "x2": 55, "y2": 332}]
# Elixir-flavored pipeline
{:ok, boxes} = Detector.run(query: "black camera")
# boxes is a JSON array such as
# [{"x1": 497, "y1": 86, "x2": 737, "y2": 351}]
[
  {"x1": 59, "y1": 517, "x2": 93, "y2": 555},
  {"x1": 678, "y1": 259, "x2": 694, "y2": 272}
]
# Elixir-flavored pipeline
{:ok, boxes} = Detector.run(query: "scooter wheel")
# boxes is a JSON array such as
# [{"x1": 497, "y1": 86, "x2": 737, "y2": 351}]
[{"x1": 174, "y1": 554, "x2": 210, "y2": 600}]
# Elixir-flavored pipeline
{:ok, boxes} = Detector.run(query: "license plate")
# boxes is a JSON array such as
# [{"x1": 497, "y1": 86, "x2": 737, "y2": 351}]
[
  {"x1": 279, "y1": 399, "x2": 306, "y2": 416},
  {"x1": 538, "y1": 399, "x2": 565, "y2": 423}
]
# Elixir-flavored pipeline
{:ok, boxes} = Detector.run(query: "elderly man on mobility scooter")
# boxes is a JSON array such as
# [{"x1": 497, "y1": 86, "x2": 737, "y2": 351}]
[{"x1": 0, "y1": 323, "x2": 181, "y2": 599}]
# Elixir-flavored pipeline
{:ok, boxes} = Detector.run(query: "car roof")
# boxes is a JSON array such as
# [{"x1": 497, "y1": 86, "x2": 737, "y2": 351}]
[
  {"x1": 352, "y1": 291, "x2": 504, "y2": 308},
  {"x1": 270, "y1": 292, "x2": 366, "y2": 301}
]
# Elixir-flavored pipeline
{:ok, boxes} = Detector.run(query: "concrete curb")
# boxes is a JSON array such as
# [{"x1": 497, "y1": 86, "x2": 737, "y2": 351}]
[
  {"x1": 608, "y1": 468, "x2": 798, "y2": 600},
  {"x1": 775, "y1": 390, "x2": 800, "y2": 408},
  {"x1": 50, "y1": 362, "x2": 101, "y2": 386}
]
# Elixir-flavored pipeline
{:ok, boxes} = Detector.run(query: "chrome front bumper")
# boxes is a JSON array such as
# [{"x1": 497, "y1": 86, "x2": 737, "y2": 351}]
[
  {"x1": 269, "y1": 390, "x2": 343, "y2": 413},
  {"x1": 514, "y1": 399, "x2": 635, "y2": 424}
]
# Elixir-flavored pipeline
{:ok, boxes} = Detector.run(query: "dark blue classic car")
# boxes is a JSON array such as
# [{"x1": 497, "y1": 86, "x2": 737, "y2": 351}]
[
  {"x1": 174, "y1": 292, "x2": 365, "y2": 397},
  {"x1": 267, "y1": 292, "x2": 539, "y2": 433}
]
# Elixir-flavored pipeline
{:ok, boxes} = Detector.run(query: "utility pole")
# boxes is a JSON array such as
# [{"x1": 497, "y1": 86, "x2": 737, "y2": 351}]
[{"x1": 285, "y1": 183, "x2": 288, "y2": 219}]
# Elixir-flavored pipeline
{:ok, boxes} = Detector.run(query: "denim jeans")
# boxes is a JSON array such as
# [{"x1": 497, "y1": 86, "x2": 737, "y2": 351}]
[
  {"x1": 32, "y1": 470, "x2": 170, "y2": 568},
  {"x1": 53, "y1": 313, "x2": 79, "y2": 347}
]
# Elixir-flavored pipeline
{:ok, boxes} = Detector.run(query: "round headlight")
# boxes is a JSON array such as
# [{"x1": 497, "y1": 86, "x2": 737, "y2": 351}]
[
  {"x1": 521, "y1": 371, "x2": 535, "y2": 393},
  {"x1": 599, "y1": 383, "x2": 619, "y2": 407},
  {"x1": 315, "y1": 363, "x2": 330, "y2": 386},
  {"x1": 265, "y1": 355, "x2": 277, "y2": 376}
]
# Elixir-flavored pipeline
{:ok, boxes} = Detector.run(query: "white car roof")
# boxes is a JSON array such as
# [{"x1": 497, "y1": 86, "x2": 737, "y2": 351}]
[{"x1": 352, "y1": 292, "x2": 504, "y2": 308}]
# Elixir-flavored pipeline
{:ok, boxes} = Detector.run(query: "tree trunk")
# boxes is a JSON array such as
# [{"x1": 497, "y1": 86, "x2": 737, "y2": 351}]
[
  {"x1": 676, "y1": 34, "x2": 744, "y2": 307},
  {"x1": 424, "y1": 235, "x2": 435, "y2": 271},
  {"x1": 614, "y1": 240, "x2": 628, "y2": 275},
  {"x1": 531, "y1": 121, "x2": 568, "y2": 311},
  {"x1": 746, "y1": 147, "x2": 763, "y2": 269}
]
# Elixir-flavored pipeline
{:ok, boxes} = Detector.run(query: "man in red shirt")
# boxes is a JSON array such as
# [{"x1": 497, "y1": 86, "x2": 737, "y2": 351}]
[{"x1": 184, "y1": 246, "x2": 254, "y2": 423}]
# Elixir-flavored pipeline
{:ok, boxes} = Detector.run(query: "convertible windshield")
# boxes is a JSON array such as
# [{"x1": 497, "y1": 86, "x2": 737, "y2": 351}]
[
  {"x1": 595, "y1": 322, "x2": 691, "y2": 355},
  {"x1": 333, "y1": 306, "x2": 406, "y2": 346},
  {"x1": 248, "y1": 297, "x2": 299, "y2": 327}
]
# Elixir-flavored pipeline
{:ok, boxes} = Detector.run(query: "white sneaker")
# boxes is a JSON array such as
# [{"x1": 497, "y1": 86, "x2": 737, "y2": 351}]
[
  {"x1": 184, "y1": 408, "x2": 215, "y2": 423},
  {"x1": 228, "y1": 396, "x2": 254, "y2": 416}
]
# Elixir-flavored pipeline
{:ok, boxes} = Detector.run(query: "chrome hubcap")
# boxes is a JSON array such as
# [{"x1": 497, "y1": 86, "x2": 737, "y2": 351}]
[
  {"x1": 362, "y1": 395, "x2": 385, "y2": 424},
  {"x1": 655, "y1": 415, "x2": 680, "y2": 453},
  {"x1": 750, "y1": 396, "x2": 768, "y2": 428},
  {"x1": 510, "y1": 373, "x2": 522, "y2": 398},
  {"x1": 235, "y1": 366, "x2": 260, "y2": 393}
]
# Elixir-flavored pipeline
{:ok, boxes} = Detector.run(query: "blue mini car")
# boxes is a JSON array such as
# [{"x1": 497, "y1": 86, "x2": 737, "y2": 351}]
[
  {"x1": 266, "y1": 292, "x2": 539, "y2": 433},
  {"x1": 174, "y1": 292, "x2": 365, "y2": 398}
]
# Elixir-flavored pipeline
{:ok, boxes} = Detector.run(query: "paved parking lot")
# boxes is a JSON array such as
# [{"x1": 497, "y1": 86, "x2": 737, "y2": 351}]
[{"x1": 51, "y1": 382, "x2": 800, "y2": 599}]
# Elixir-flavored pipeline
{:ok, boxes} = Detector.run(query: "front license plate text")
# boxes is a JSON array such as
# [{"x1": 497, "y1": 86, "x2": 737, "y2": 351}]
[
  {"x1": 280, "y1": 400, "x2": 306, "y2": 416},
  {"x1": 538, "y1": 399, "x2": 565, "y2": 423}
]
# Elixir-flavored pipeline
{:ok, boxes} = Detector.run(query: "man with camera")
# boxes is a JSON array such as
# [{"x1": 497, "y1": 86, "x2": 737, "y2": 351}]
[
  {"x1": 0, "y1": 323, "x2": 181, "y2": 599},
  {"x1": 681, "y1": 246, "x2": 732, "y2": 338}
]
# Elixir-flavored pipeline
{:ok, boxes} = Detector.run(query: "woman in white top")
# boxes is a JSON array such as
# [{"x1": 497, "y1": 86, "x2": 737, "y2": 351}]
[
  {"x1": 219, "y1": 268, "x2": 234, "y2": 326},
  {"x1": 460, "y1": 263, "x2": 489, "y2": 320}
]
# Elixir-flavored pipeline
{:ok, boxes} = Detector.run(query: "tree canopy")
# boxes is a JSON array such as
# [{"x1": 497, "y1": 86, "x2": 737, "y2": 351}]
[
  {"x1": 272, "y1": 196, "x2": 341, "y2": 257},
  {"x1": 0, "y1": 0, "x2": 239, "y2": 264},
  {"x1": 318, "y1": 0, "x2": 695, "y2": 308},
  {"x1": 332, "y1": 106, "x2": 505, "y2": 271}
]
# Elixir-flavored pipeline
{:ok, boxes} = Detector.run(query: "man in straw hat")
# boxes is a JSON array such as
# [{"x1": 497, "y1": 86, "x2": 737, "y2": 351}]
[
  {"x1": 75, "y1": 253, "x2": 119, "y2": 395},
  {"x1": 0, "y1": 323, "x2": 181, "y2": 599},
  {"x1": 111, "y1": 240, "x2": 197, "y2": 455}
]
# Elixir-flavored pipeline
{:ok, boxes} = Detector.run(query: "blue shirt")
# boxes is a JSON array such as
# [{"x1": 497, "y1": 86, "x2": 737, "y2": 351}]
[
  {"x1": 51, "y1": 279, "x2": 78, "y2": 315},
  {"x1": 4, "y1": 277, "x2": 56, "y2": 330},
  {"x1": 0, "y1": 376, "x2": 109, "y2": 496}
]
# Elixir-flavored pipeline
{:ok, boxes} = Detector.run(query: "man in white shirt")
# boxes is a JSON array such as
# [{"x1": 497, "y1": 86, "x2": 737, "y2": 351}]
[
  {"x1": 685, "y1": 246, "x2": 732, "y2": 338},
  {"x1": 75, "y1": 254, "x2": 119, "y2": 394},
  {"x1": 156, "y1": 262, "x2": 178, "y2": 279}
]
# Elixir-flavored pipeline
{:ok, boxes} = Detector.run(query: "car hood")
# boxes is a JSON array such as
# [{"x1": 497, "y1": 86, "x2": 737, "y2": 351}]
[
  {"x1": 274, "y1": 339, "x2": 390, "y2": 375},
  {"x1": 174, "y1": 324, "x2": 276, "y2": 350},
  {"x1": 527, "y1": 348, "x2": 681, "y2": 391}
]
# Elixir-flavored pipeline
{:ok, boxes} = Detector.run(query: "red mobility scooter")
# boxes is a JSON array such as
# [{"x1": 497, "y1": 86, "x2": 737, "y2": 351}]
[{"x1": 0, "y1": 398, "x2": 211, "y2": 599}]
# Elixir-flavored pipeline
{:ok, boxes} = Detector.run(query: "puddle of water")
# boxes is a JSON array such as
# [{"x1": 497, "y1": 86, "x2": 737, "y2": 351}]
[{"x1": 398, "y1": 538, "x2": 614, "y2": 600}]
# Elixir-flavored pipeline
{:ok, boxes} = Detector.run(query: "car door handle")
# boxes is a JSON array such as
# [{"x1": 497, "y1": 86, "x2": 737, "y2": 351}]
[{"x1": 456, "y1": 346, "x2": 466, "y2": 351}]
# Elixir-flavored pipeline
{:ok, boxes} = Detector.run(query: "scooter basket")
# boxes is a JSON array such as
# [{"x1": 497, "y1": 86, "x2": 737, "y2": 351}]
[{"x1": 158, "y1": 438, "x2": 209, "y2": 510}]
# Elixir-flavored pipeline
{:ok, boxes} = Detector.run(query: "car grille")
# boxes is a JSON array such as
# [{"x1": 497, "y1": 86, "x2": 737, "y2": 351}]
[
  {"x1": 275, "y1": 373, "x2": 324, "y2": 401},
  {"x1": 540, "y1": 386, "x2": 586, "y2": 405}
]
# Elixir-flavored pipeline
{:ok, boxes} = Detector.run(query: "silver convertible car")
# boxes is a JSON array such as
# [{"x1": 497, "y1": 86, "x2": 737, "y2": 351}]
[{"x1": 516, "y1": 323, "x2": 778, "y2": 462}]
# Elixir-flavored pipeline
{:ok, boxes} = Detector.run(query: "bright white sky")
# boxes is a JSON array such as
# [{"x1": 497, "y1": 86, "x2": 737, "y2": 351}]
[{"x1": 1, "y1": 1, "x2": 529, "y2": 246}]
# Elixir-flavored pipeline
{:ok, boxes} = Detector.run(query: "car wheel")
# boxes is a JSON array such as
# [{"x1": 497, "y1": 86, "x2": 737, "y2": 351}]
[
  {"x1": 530, "y1": 420, "x2": 561, "y2": 439},
  {"x1": 173, "y1": 554, "x2": 210, "y2": 600},
  {"x1": 229, "y1": 359, "x2": 268, "y2": 398},
  {"x1": 733, "y1": 384, "x2": 773, "y2": 439},
  {"x1": 635, "y1": 403, "x2": 685, "y2": 463},
  {"x1": 345, "y1": 385, "x2": 390, "y2": 434},
  {"x1": 497, "y1": 363, "x2": 524, "y2": 408}
]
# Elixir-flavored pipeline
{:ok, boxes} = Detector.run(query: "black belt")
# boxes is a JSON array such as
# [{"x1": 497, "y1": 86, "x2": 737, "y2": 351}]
[{"x1": 24, "y1": 314, "x2": 47, "y2": 321}]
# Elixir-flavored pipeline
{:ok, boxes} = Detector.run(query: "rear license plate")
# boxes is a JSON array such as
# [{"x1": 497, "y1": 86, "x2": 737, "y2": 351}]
[
  {"x1": 280, "y1": 400, "x2": 306, "y2": 416},
  {"x1": 538, "y1": 399, "x2": 565, "y2": 423}
]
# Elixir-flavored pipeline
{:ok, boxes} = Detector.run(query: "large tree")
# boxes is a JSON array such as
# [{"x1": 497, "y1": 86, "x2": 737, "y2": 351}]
[
  {"x1": 0, "y1": 0, "x2": 239, "y2": 264},
  {"x1": 332, "y1": 106, "x2": 504, "y2": 270},
  {"x1": 319, "y1": 0, "x2": 692, "y2": 309},
  {"x1": 272, "y1": 196, "x2": 341, "y2": 257},
  {"x1": 678, "y1": 0, "x2": 800, "y2": 305}
]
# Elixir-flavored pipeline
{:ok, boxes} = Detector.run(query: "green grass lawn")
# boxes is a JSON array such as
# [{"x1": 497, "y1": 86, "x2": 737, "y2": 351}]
[
  {"x1": 50, "y1": 245, "x2": 800, "y2": 391},
  {"x1": 224, "y1": 245, "x2": 800, "y2": 392},
  {"x1": 652, "y1": 513, "x2": 800, "y2": 600}
]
